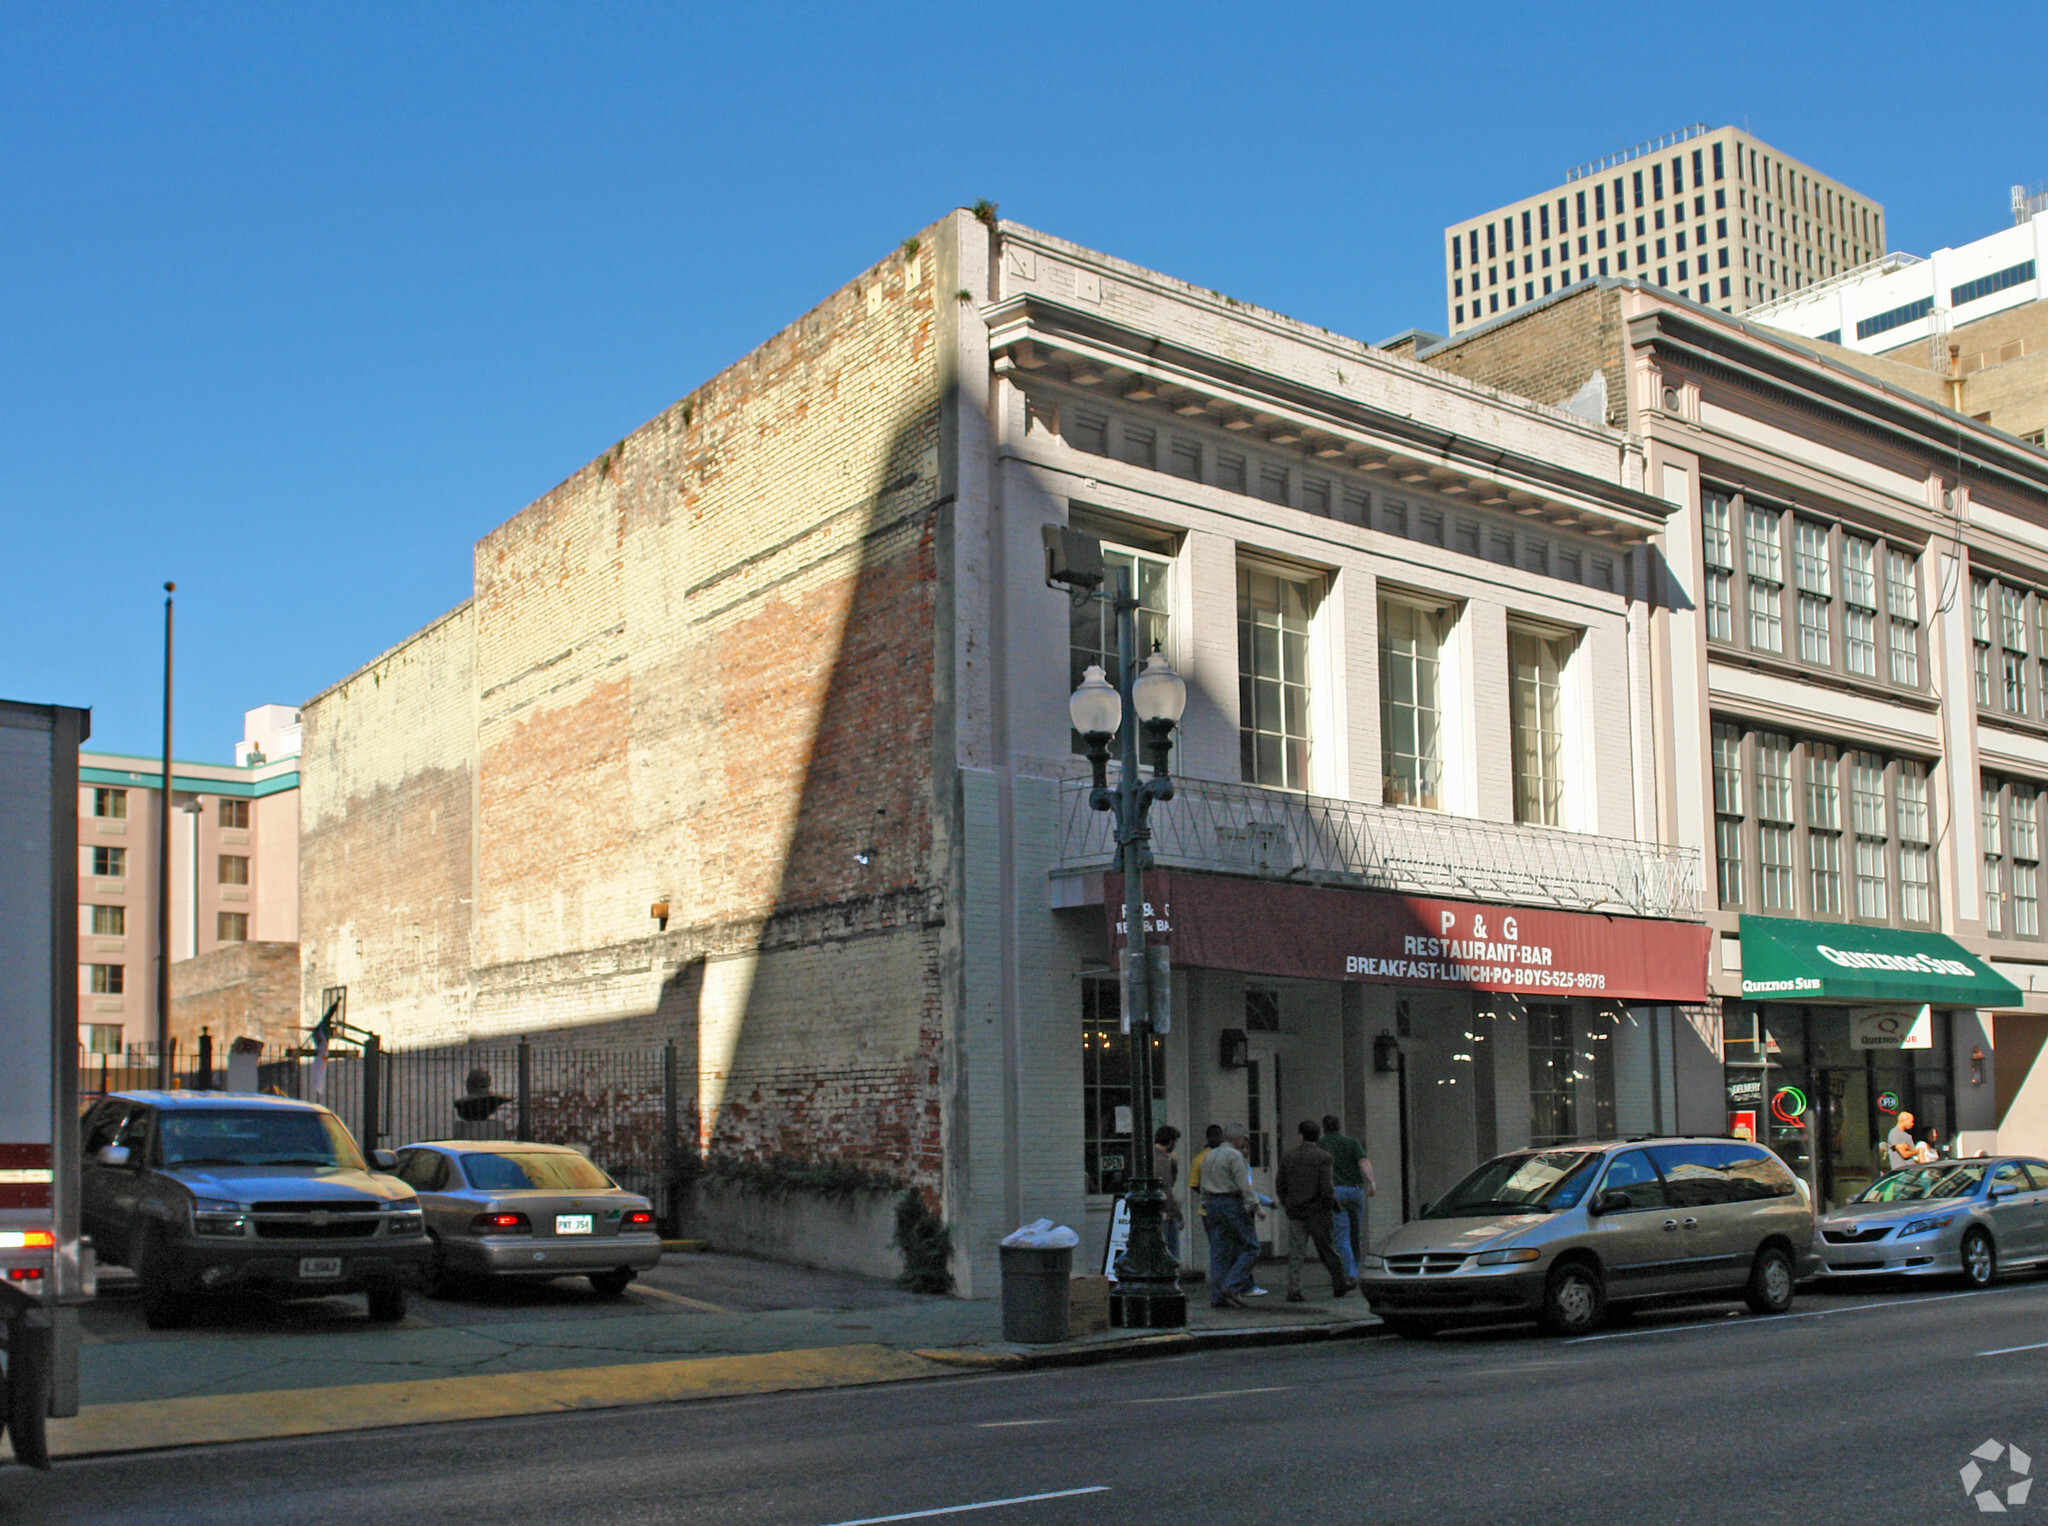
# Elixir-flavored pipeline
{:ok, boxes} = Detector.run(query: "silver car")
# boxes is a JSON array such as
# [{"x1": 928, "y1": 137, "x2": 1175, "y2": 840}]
[
  {"x1": 392, "y1": 1141, "x2": 664, "y2": 1296},
  {"x1": 1816, "y1": 1157, "x2": 2048, "y2": 1286},
  {"x1": 1360, "y1": 1137, "x2": 1818, "y2": 1337}
]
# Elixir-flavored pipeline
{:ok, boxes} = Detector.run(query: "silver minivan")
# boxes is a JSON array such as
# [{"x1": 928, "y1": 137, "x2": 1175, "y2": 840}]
[{"x1": 1360, "y1": 1138, "x2": 1819, "y2": 1337}]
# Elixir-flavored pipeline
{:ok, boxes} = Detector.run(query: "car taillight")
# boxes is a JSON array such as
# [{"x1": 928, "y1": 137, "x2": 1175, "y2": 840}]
[
  {"x1": 471, "y1": 1212, "x2": 530, "y2": 1233},
  {"x1": 623, "y1": 1210, "x2": 654, "y2": 1228},
  {"x1": 0, "y1": 1230, "x2": 54, "y2": 1250}
]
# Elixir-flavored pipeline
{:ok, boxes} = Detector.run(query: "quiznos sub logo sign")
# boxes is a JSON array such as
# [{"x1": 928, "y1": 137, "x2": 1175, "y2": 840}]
[{"x1": 1814, "y1": 944, "x2": 1979, "y2": 977}]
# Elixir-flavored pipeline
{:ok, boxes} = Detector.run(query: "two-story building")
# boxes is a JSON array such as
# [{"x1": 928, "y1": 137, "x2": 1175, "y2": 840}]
[{"x1": 300, "y1": 211, "x2": 1721, "y2": 1289}]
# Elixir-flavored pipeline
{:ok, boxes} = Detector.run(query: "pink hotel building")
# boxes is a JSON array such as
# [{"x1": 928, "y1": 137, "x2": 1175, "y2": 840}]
[{"x1": 76, "y1": 705, "x2": 301, "y2": 1055}]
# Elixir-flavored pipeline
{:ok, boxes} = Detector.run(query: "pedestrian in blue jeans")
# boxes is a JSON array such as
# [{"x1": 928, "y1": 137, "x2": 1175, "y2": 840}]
[
  {"x1": 1319, "y1": 1114, "x2": 1375, "y2": 1282},
  {"x1": 1199, "y1": 1124, "x2": 1262, "y2": 1307}
]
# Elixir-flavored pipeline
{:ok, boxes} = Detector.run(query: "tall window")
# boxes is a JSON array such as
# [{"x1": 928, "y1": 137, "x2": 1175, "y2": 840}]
[
  {"x1": 83, "y1": 1024, "x2": 123, "y2": 1056},
  {"x1": 218, "y1": 854, "x2": 250, "y2": 886},
  {"x1": 1972, "y1": 578, "x2": 1994, "y2": 706},
  {"x1": 2014, "y1": 791, "x2": 2040, "y2": 938},
  {"x1": 1379, "y1": 598, "x2": 1446, "y2": 809},
  {"x1": 1713, "y1": 721, "x2": 1744, "y2": 909},
  {"x1": 87, "y1": 964, "x2": 124, "y2": 995},
  {"x1": 1745, "y1": 504, "x2": 1783, "y2": 652},
  {"x1": 1984, "y1": 778, "x2": 2047, "y2": 941},
  {"x1": 1852, "y1": 752, "x2": 1888, "y2": 920},
  {"x1": 1508, "y1": 628, "x2": 1571, "y2": 827},
  {"x1": 1239, "y1": 566, "x2": 1315, "y2": 791},
  {"x1": 217, "y1": 911, "x2": 249, "y2": 943},
  {"x1": 1080, "y1": 975, "x2": 1163, "y2": 1196},
  {"x1": 1702, "y1": 492, "x2": 1734, "y2": 642},
  {"x1": 1794, "y1": 519, "x2": 1831, "y2": 664},
  {"x1": 1808, "y1": 743, "x2": 1842, "y2": 914},
  {"x1": 90, "y1": 846, "x2": 125, "y2": 879},
  {"x1": 219, "y1": 798, "x2": 251, "y2": 830},
  {"x1": 1756, "y1": 733, "x2": 1796, "y2": 910},
  {"x1": 2003, "y1": 587, "x2": 2031, "y2": 716},
  {"x1": 90, "y1": 905, "x2": 124, "y2": 936},
  {"x1": 1897, "y1": 761, "x2": 1931, "y2": 924},
  {"x1": 1526, "y1": 1004, "x2": 1577, "y2": 1145},
  {"x1": 1070, "y1": 541, "x2": 1171, "y2": 752},
  {"x1": 1842, "y1": 536, "x2": 1877, "y2": 677},
  {"x1": 1887, "y1": 550, "x2": 1919, "y2": 687},
  {"x1": 91, "y1": 788, "x2": 127, "y2": 819},
  {"x1": 1985, "y1": 783, "x2": 2006, "y2": 935}
]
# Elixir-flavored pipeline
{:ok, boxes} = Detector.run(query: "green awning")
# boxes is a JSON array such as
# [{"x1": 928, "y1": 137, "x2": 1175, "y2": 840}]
[{"x1": 1738, "y1": 915, "x2": 2022, "y2": 1006}]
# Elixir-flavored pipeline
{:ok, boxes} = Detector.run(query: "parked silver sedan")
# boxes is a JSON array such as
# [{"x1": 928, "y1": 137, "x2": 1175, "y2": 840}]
[
  {"x1": 1816, "y1": 1157, "x2": 2048, "y2": 1286},
  {"x1": 391, "y1": 1141, "x2": 664, "y2": 1296}
]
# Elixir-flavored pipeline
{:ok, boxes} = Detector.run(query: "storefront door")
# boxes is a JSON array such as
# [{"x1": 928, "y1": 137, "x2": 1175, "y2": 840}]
[{"x1": 1246, "y1": 1036, "x2": 1283, "y2": 1254}]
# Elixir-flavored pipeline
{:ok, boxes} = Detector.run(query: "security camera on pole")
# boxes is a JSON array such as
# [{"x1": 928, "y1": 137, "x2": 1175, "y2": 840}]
[{"x1": 1044, "y1": 525, "x2": 1189, "y2": 1330}]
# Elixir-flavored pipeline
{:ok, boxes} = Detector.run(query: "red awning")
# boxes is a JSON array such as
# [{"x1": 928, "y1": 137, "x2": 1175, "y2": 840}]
[{"x1": 1102, "y1": 870, "x2": 1708, "y2": 1004}]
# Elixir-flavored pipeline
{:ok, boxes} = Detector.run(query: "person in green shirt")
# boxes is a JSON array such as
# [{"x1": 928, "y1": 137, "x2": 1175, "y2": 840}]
[{"x1": 1319, "y1": 1114, "x2": 1375, "y2": 1282}]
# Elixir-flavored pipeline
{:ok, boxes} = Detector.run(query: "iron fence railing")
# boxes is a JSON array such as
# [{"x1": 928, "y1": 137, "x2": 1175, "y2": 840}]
[
  {"x1": 1054, "y1": 773, "x2": 1702, "y2": 919},
  {"x1": 80, "y1": 1038, "x2": 691, "y2": 1230}
]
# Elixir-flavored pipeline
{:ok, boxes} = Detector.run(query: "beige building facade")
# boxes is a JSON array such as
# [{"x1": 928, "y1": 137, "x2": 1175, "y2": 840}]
[
  {"x1": 1427, "y1": 280, "x2": 2048, "y2": 1204},
  {"x1": 1444, "y1": 125, "x2": 1885, "y2": 338}
]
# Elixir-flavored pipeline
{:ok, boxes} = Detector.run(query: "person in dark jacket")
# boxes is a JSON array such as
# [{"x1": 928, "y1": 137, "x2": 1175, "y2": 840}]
[{"x1": 1275, "y1": 1119, "x2": 1351, "y2": 1301}]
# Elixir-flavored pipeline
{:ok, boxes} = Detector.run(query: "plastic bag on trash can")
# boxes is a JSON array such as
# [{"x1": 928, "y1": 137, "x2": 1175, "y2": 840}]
[{"x1": 1000, "y1": 1218, "x2": 1080, "y2": 1249}]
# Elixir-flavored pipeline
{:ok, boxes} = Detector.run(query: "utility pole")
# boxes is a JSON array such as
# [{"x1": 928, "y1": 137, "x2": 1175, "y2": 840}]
[{"x1": 157, "y1": 583, "x2": 174, "y2": 1088}]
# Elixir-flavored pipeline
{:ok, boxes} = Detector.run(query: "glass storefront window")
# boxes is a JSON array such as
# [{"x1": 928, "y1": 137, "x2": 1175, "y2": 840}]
[{"x1": 1081, "y1": 976, "x2": 1164, "y2": 1196}]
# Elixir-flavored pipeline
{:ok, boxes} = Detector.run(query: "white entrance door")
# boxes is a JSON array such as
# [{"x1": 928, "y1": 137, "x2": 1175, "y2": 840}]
[{"x1": 1247, "y1": 1038, "x2": 1285, "y2": 1255}]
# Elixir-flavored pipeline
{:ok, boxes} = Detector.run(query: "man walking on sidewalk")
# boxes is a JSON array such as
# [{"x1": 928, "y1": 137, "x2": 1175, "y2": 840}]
[
  {"x1": 1277, "y1": 1120, "x2": 1351, "y2": 1302},
  {"x1": 1318, "y1": 1114, "x2": 1374, "y2": 1283},
  {"x1": 1200, "y1": 1124, "x2": 1262, "y2": 1309}
]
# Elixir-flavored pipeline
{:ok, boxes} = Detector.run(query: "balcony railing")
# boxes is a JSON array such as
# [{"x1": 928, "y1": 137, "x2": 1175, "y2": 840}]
[{"x1": 1054, "y1": 774, "x2": 1702, "y2": 920}]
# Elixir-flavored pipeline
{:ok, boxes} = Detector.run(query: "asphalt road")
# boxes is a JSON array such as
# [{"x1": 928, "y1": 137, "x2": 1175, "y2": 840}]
[{"x1": 11, "y1": 1277, "x2": 2048, "y2": 1525}]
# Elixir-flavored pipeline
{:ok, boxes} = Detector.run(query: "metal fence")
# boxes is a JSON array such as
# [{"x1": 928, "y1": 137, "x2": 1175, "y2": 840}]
[
  {"x1": 80, "y1": 1038, "x2": 692, "y2": 1229},
  {"x1": 1055, "y1": 772, "x2": 1703, "y2": 919}
]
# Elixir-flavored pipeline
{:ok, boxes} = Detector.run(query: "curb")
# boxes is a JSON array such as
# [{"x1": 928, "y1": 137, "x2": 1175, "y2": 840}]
[
  {"x1": 661, "y1": 1239, "x2": 708, "y2": 1254},
  {"x1": 916, "y1": 1315, "x2": 1387, "y2": 1371}
]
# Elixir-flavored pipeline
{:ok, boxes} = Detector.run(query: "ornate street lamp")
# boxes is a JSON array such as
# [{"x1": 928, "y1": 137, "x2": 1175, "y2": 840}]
[{"x1": 1060, "y1": 548, "x2": 1189, "y2": 1330}]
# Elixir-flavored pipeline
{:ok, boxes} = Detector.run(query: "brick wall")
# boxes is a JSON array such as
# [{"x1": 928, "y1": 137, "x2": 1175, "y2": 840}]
[
  {"x1": 169, "y1": 940, "x2": 302, "y2": 1053},
  {"x1": 1421, "y1": 286, "x2": 1628, "y2": 427},
  {"x1": 301, "y1": 215, "x2": 955, "y2": 1205}
]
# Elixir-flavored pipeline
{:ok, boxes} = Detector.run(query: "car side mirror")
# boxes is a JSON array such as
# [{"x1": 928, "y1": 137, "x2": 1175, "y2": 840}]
[
  {"x1": 1415, "y1": 1200, "x2": 1431, "y2": 1218},
  {"x1": 1990, "y1": 1185, "x2": 2016, "y2": 1201},
  {"x1": 371, "y1": 1149, "x2": 398, "y2": 1172},
  {"x1": 1590, "y1": 1189, "x2": 1632, "y2": 1216},
  {"x1": 94, "y1": 1144, "x2": 131, "y2": 1168}
]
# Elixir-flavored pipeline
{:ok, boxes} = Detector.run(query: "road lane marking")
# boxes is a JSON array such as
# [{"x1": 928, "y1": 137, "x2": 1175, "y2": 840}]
[
  {"x1": 1127, "y1": 1385, "x2": 1289, "y2": 1404},
  {"x1": 1566, "y1": 1286, "x2": 2039, "y2": 1344},
  {"x1": 976, "y1": 1420, "x2": 1060, "y2": 1428},
  {"x1": 1979, "y1": 1340, "x2": 2048, "y2": 1356},
  {"x1": 626, "y1": 1284, "x2": 730, "y2": 1313},
  {"x1": 817, "y1": 1486, "x2": 1110, "y2": 1525}
]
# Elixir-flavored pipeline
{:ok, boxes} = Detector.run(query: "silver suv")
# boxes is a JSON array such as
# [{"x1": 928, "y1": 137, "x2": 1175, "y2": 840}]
[{"x1": 1360, "y1": 1138, "x2": 1818, "y2": 1337}]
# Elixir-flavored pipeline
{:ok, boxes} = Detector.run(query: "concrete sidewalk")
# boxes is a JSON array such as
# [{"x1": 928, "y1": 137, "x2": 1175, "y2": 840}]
[{"x1": 7, "y1": 1252, "x2": 1381, "y2": 1462}]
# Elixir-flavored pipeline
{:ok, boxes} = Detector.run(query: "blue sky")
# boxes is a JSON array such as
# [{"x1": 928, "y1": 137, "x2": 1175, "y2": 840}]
[{"x1": 4, "y1": 2, "x2": 2040, "y2": 758}]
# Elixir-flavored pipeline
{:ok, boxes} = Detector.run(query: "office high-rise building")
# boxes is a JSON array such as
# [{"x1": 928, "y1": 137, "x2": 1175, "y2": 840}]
[{"x1": 1442, "y1": 125, "x2": 1884, "y2": 336}]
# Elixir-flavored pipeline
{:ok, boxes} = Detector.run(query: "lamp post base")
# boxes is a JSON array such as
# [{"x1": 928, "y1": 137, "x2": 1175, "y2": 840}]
[{"x1": 1108, "y1": 1282, "x2": 1188, "y2": 1329}]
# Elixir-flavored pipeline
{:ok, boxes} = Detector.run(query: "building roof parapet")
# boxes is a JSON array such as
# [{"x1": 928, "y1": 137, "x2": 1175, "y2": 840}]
[
  {"x1": 1564, "y1": 123, "x2": 1711, "y2": 184},
  {"x1": 1744, "y1": 251, "x2": 1927, "y2": 322}
]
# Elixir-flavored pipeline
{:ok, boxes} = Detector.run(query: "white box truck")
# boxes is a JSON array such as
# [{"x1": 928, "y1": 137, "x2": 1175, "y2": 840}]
[{"x1": 0, "y1": 700, "x2": 90, "y2": 1469}]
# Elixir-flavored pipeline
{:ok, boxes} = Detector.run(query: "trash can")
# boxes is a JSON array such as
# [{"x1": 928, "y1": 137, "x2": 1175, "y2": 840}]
[{"x1": 999, "y1": 1244, "x2": 1073, "y2": 1343}]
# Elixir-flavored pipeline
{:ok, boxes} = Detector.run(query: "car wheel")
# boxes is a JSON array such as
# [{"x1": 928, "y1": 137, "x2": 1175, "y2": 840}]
[
  {"x1": 1962, "y1": 1228, "x2": 1997, "y2": 1288},
  {"x1": 1378, "y1": 1314, "x2": 1440, "y2": 1339},
  {"x1": 1743, "y1": 1246, "x2": 1796, "y2": 1315},
  {"x1": 587, "y1": 1269, "x2": 634, "y2": 1297},
  {"x1": 365, "y1": 1282, "x2": 407, "y2": 1322},
  {"x1": 134, "y1": 1228, "x2": 195, "y2": 1331},
  {"x1": 1538, "y1": 1263, "x2": 1605, "y2": 1336}
]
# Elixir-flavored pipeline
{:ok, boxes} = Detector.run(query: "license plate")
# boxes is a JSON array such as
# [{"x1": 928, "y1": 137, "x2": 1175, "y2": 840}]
[
  {"x1": 299, "y1": 1257, "x2": 342, "y2": 1279},
  {"x1": 555, "y1": 1214, "x2": 594, "y2": 1236}
]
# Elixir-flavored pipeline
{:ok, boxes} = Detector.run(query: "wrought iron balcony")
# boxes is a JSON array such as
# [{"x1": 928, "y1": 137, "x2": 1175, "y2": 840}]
[{"x1": 1053, "y1": 773, "x2": 1702, "y2": 920}]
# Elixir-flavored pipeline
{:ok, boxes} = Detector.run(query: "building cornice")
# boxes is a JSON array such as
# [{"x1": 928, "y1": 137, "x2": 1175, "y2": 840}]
[{"x1": 984, "y1": 292, "x2": 1674, "y2": 541}]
